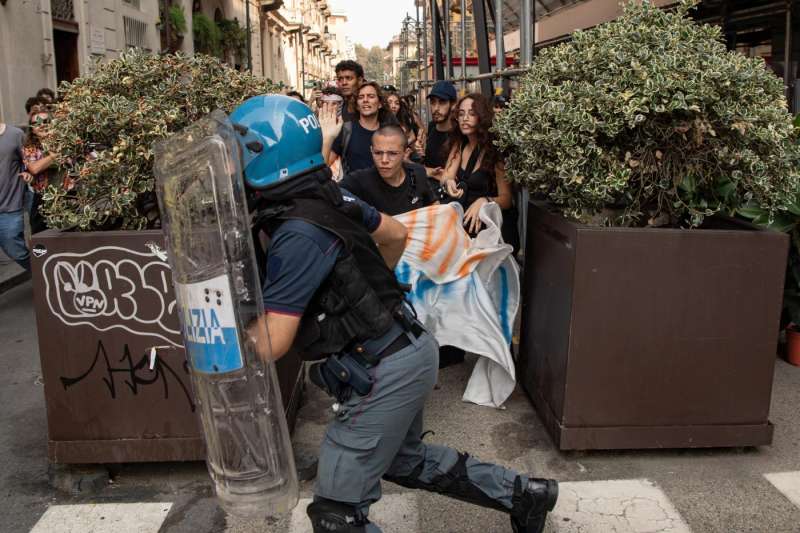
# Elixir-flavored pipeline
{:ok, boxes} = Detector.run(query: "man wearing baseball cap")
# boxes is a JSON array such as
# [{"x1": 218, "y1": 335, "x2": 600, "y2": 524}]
[{"x1": 423, "y1": 80, "x2": 458, "y2": 180}]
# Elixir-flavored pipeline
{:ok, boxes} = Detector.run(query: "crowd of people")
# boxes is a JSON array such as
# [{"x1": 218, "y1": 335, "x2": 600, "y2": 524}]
[
  {"x1": 0, "y1": 88, "x2": 58, "y2": 272},
  {"x1": 292, "y1": 59, "x2": 517, "y2": 368},
  {"x1": 297, "y1": 59, "x2": 517, "y2": 240}
]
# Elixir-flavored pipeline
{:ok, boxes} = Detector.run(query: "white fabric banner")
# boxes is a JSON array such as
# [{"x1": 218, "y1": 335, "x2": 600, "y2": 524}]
[{"x1": 394, "y1": 202, "x2": 520, "y2": 408}]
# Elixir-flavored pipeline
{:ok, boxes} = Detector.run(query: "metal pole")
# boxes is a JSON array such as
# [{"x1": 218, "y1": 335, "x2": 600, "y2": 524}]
[
  {"x1": 520, "y1": 0, "x2": 532, "y2": 66},
  {"x1": 246, "y1": 0, "x2": 252, "y2": 72},
  {"x1": 494, "y1": 0, "x2": 504, "y2": 90},
  {"x1": 461, "y1": 0, "x2": 467, "y2": 88},
  {"x1": 472, "y1": 0, "x2": 493, "y2": 96},
  {"x1": 785, "y1": 0, "x2": 793, "y2": 103},
  {"x1": 163, "y1": 0, "x2": 172, "y2": 53},
  {"x1": 444, "y1": 0, "x2": 453, "y2": 79},
  {"x1": 431, "y1": 0, "x2": 444, "y2": 80},
  {"x1": 300, "y1": 31, "x2": 306, "y2": 99},
  {"x1": 416, "y1": 2, "x2": 422, "y2": 109}
]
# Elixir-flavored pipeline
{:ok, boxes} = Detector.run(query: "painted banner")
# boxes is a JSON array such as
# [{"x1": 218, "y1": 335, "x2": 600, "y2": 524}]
[{"x1": 395, "y1": 202, "x2": 519, "y2": 408}]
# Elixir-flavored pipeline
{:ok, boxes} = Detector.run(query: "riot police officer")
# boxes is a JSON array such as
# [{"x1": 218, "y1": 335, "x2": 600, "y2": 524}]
[{"x1": 232, "y1": 95, "x2": 558, "y2": 533}]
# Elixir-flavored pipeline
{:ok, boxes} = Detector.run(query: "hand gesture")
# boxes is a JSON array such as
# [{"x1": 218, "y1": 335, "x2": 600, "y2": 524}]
[
  {"x1": 463, "y1": 197, "x2": 489, "y2": 234},
  {"x1": 319, "y1": 101, "x2": 343, "y2": 143},
  {"x1": 444, "y1": 178, "x2": 464, "y2": 199},
  {"x1": 426, "y1": 166, "x2": 444, "y2": 178}
]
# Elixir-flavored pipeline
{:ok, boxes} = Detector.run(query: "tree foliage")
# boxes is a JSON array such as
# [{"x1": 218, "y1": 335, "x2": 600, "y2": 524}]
[
  {"x1": 494, "y1": 0, "x2": 800, "y2": 227},
  {"x1": 42, "y1": 50, "x2": 278, "y2": 231},
  {"x1": 355, "y1": 44, "x2": 388, "y2": 82}
]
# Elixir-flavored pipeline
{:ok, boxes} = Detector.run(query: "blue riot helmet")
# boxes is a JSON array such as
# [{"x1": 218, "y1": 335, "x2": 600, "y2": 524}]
[{"x1": 229, "y1": 94, "x2": 325, "y2": 189}]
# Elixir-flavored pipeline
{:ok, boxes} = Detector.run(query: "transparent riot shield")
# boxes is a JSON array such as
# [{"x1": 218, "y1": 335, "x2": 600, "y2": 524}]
[{"x1": 153, "y1": 110, "x2": 298, "y2": 518}]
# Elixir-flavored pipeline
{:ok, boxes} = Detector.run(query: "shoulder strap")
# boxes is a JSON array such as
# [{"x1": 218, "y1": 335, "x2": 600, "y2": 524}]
[
  {"x1": 463, "y1": 145, "x2": 483, "y2": 177},
  {"x1": 406, "y1": 164, "x2": 426, "y2": 197},
  {"x1": 340, "y1": 122, "x2": 354, "y2": 174}
]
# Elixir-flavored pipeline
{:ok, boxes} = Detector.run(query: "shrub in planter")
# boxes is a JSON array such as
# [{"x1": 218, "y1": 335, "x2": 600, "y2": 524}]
[
  {"x1": 41, "y1": 50, "x2": 278, "y2": 230},
  {"x1": 494, "y1": 0, "x2": 800, "y2": 227}
]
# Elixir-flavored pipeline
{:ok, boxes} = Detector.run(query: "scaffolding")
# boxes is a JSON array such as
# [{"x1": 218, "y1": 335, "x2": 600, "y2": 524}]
[{"x1": 413, "y1": 1, "x2": 799, "y2": 106}]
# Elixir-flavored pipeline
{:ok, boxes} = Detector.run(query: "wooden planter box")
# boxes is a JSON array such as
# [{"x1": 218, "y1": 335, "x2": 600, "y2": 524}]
[
  {"x1": 518, "y1": 203, "x2": 788, "y2": 450},
  {"x1": 30, "y1": 229, "x2": 303, "y2": 464}
]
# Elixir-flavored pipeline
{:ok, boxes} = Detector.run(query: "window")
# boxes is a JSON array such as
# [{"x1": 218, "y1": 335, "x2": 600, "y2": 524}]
[
  {"x1": 123, "y1": 16, "x2": 148, "y2": 49},
  {"x1": 51, "y1": 0, "x2": 75, "y2": 22},
  {"x1": 122, "y1": 0, "x2": 141, "y2": 9}
]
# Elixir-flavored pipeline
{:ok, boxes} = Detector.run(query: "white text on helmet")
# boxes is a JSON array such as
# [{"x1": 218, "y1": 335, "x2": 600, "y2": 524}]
[{"x1": 298, "y1": 113, "x2": 320, "y2": 135}]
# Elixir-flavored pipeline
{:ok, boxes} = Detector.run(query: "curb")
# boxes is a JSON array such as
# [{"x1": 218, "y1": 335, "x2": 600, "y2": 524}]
[{"x1": 0, "y1": 270, "x2": 31, "y2": 295}]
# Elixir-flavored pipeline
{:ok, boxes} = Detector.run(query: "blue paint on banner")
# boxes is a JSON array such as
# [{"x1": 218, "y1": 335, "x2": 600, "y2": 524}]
[{"x1": 498, "y1": 266, "x2": 511, "y2": 342}]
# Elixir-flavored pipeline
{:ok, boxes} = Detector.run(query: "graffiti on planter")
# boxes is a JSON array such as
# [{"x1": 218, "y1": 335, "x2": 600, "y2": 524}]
[
  {"x1": 42, "y1": 246, "x2": 182, "y2": 347},
  {"x1": 60, "y1": 340, "x2": 195, "y2": 411}
]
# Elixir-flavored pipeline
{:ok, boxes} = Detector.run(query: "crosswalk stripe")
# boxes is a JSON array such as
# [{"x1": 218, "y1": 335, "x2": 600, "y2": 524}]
[
  {"x1": 289, "y1": 494, "x2": 419, "y2": 532},
  {"x1": 764, "y1": 471, "x2": 800, "y2": 508},
  {"x1": 550, "y1": 479, "x2": 691, "y2": 533},
  {"x1": 29, "y1": 502, "x2": 172, "y2": 533}
]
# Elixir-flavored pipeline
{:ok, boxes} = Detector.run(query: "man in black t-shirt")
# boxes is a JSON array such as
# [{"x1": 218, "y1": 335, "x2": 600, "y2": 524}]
[
  {"x1": 340, "y1": 125, "x2": 436, "y2": 216},
  {"x1": 423, "y1": 80, "x2": 457, "y2": 179}
]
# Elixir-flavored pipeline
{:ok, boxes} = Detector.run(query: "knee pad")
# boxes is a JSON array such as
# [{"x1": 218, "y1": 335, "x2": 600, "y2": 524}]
[
  {"x1": 384, "y1": 452, "x2": 508, "y2": 514},
  {"x1": 307, "y1": 498, "x2": 369, "y2": 533}
]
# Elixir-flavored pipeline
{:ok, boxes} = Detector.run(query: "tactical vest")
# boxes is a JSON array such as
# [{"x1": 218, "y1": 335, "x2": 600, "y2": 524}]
[{"x1": 254, "y1": 173, "x2": 405, "y2": 361}]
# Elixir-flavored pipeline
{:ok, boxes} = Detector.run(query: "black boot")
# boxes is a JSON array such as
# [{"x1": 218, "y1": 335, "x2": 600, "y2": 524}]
[
  {"x1": 510, "y1": 477, "x2": 559, "y2": 533},
  {"x1": 307, "y1": 499, "x2": 369, "y2": 532}
]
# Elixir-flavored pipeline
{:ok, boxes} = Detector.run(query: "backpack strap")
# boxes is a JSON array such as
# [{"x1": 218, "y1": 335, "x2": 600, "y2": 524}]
[{"x1": 340, "y1": 122, "x2": 354, "y2": 175}]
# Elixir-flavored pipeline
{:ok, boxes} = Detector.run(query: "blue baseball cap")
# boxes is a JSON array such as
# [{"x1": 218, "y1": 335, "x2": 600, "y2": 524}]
[{"x1": 428, "y1": 80, "x2": 457, "y2": 102}]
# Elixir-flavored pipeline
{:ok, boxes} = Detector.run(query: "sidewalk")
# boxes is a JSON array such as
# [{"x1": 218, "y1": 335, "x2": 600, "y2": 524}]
[
  {"x1": 0, "y1": 248, "x2": 30, "y2": 294},
  {"x1": 4, "y1": 278, "x2": 800, "y2": 532}
]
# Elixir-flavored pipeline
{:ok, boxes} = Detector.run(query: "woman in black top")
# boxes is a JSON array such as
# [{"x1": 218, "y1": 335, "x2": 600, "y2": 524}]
[{"x1": 441, "y1": 93, "x2": 512, "y2": 235}]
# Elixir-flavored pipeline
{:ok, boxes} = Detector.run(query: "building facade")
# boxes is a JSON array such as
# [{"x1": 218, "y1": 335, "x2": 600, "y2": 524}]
[{"x1": 0, "y1": 0, "x2": 346, "y2": 126}]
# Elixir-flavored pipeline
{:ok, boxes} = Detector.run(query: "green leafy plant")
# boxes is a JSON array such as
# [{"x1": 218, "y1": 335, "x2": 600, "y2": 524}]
[
  {"x1": 494, "y1": 0, "x2": 800, "y2": 227},
  {"x1": 41, "y1": 50, "x2": 278, "y2": 231},
  {"x1": 158, "y1": 4, "x2": 187, "y2": 52},
  {"x1": 217, "y1": 18, "x2": 248, "y2": 68},
  {"x1": 192, "y1": 12, "x2": 221, "y2": 56},
  {"x1": 166, "y1": 4, "x2": 188, "y2": 35}
]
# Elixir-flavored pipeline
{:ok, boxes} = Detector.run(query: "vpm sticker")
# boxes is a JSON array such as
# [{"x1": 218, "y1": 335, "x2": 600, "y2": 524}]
[{"x1": 176, "y1": 275, "x2": 244, "y2": 374}]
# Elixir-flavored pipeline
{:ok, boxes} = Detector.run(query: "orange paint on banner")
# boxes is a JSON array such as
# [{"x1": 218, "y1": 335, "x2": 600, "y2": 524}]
[
  {"x1": 438, "y1": 234, "x2": 460, "y2": 276},
  {"x1": 425, "y1": 209, "x2": 458, "y2": 263},
  {"x1": 421, "y1": 209, "x2": 438, "y2": 260},
  {"x1": 457, "y1": 252, "x2": 488, "y2": 278}
]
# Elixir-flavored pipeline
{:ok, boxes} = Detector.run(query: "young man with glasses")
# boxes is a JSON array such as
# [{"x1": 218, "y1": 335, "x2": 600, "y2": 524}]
[
  {"x1": 338, "y1": 125, "x2": 436, "y2": 216},
  {"x1": 323, "y1": 82, "x2": 398, "y2": 175}
]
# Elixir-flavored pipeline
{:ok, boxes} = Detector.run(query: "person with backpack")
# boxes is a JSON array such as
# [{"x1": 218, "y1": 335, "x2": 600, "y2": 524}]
[{"x1": 324, "y1": 82, "x2": 398, "y2": 175}]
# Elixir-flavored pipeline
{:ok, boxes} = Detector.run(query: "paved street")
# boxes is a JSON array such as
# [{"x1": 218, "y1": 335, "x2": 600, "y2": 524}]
[{"x1": 3, "y1": 280, "x2": 800, "y2": 533}]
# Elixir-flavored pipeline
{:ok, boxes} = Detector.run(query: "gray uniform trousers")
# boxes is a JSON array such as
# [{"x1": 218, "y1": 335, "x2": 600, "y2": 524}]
[{"x1": 314, "y1": 330, "x2": 529, "y2": 531}]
